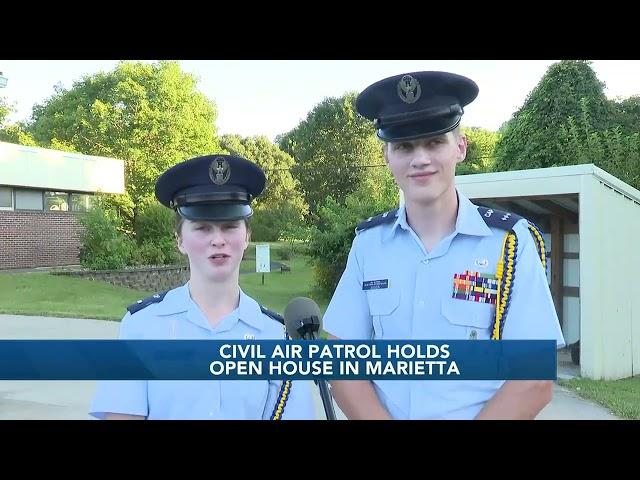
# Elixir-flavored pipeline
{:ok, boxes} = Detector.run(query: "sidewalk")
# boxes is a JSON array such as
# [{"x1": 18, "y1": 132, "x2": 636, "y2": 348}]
[{"x1": 0, "y1": 314, "x2": 620, "y2": 420}]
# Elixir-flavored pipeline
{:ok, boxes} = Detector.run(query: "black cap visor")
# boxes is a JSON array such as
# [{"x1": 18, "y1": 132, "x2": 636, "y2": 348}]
[
  {"x1": 177, "y1": 204, "x2": 253, "y2": 222},
  {"x1": 377, "y1": 114, "x2": 462, "y2": 142}
]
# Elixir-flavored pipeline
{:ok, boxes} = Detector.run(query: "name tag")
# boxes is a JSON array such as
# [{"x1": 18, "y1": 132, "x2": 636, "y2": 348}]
[{"x1": 363, "y1": 279, "x2": 389, "y2": 290}]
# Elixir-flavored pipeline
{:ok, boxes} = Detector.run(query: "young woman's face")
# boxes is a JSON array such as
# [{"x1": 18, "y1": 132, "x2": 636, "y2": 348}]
[{"x1": 177, "y1": 219, "x2": 250, "y2": 283}]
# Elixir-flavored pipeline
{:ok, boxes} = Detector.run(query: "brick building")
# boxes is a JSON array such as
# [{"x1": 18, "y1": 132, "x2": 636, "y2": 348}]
[{"x1": 0, "y1": 141, "x2": 124, "y2": 269}]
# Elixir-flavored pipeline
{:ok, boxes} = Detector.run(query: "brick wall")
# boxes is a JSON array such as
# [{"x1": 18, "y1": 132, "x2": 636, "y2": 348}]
[
  {"x1": 53, "y1": 265, "x2": 190, "y2": 293},
  {"x1": 0, "y1": 211, "x2": 84, "y2": 269}
]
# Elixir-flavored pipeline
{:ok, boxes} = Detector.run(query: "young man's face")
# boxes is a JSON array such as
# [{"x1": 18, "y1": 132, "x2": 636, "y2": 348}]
[{"x1": 384, "y1": 131, "x2": 467, "y2": 205}]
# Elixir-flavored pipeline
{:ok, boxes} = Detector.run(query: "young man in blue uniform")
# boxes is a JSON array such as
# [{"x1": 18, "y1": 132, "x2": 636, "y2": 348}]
[
  {"x1": 90, "y1": 154, "x2": 315, "y2": 420},
  {"x1": 323, "y1": 71, "x2": 565, "y2": 420}
]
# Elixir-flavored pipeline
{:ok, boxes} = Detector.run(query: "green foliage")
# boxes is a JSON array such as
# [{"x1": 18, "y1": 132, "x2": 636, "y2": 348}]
[
  {"x1": 89, "y1": 193, "x2": 136, "y2": 235},
  {"x1": 26, "y1": 61, "x2": 221, "y2": 227},
  {"x1": 277, "y1": 244, "x2": 294, "y2": 261},
  {"x1": 135, "y1": 201, "x2": 175, "y2": 244},
  {"x1": 80, "y1": 202, "x2": 183, "y2": 269},
  {"x1": 0, "y1": 98, "x2": 38, "y2": 145},
  {"x1": 556, "y1": 100, "x2": 640, "y2": 189},
  {"x1": 0, "y1": 96, "x2": 12, "y2": 127},
  {"x1": 457, "y1": 127, "x2": 500, "y2": 175},
  {"x1": 0, "y1": 124, "x2": 39, "y2": 146},
  {"x1": 78, "y1": 206, "x2": 134, "y2": 270},
  {"x1": 495, "y1": 60, "x2": 615, "y2": 171},
  {"x1": 130, "y1": 201, "x2": 183, "y2": 266},
  {"x1": 614, "y1": 95, "x2": 640, "y2": 135},
  {"x1": 308, "y1": 184, "x2": 399, "y2": 297},
  {"x1": 220, "y1": 134, "x2": 308, "y2": 241},
  {"x1": 278, "y1": 93, "x2": 384, "y2": 218},
  {"x1": 130, "y1": 239, "x2": 183, "y2": 267},
  {"x1": 250, "y1": 203, "x2": 308, "y2": 242}
]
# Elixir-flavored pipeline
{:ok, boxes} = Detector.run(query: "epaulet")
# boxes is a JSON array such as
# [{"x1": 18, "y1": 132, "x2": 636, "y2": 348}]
[
  {"x1": 477, "y1": 206, "x2": 524, "y2": 231},
  {"x1": 127, "y1": 291, "x2": 169, "y2": 315},
  {"x1": 260, "y1": 305, "x2": 285, "y2": 325},
  {"x1": 355, "y1": 208, "x2": 399, "y2": 233}
]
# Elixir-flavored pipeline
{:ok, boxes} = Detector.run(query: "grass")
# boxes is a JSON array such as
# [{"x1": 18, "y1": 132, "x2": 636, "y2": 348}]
[
  {"x1": 243, "y1": 241, "x2": 300, "y2": 262},
  {"x1": 0, "y1": 248, "x2": 328, "y2": 322},
  {"x1": 0, "y1": 272, "x2": 152, "y2": 321},
  {"x1": 240, "y1": 256, "x2": 328, "y2": 314},
  {"x1": 559, "y1": 376, "x2": 640, "y2": 419}
]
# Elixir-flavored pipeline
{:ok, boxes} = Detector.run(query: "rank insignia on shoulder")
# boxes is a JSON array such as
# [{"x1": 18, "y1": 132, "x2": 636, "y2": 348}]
[
  {"x1": 356, "y1": 209, "x2": 398, "y2": 233},
  {"x1": 127, "y1": 291, "x2": 169, "y2": 314}
]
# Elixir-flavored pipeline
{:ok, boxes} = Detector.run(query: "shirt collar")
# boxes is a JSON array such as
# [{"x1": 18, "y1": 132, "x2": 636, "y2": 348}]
[
  {"x1": 383, "y1": 204, "x2": 408, "y2": 242},
  {"x1": 236, "y1": 288, "x2": 266, "y2": 331},
  {"x1": 184, "y1": 283, "x2": 265, "y2": 332},
  {"x1": 383, "y1": 188, "x2": 493, "y2": 241},
  {"x1": 455, "y1": 189, "x2": 493, "y2": 237}
]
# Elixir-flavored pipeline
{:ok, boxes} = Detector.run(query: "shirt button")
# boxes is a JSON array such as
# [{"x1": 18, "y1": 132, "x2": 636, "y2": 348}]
[
  {"x1": 418, "y1": 300, "x2": 425, "y2": 307},
  {"x1": 209, "y1": 412, "x2": 214, "y2": 416},
  {"x1": 469, "y1": 330, "x2": 478, "y2": 340},
  {"x1": 422, "y1": 259, "x2": 429, "y2": 264}
]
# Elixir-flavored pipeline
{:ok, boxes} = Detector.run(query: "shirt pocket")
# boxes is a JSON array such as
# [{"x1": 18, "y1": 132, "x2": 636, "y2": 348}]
[
  {"x1": 366, "y1": 288, "x2": 404, "y2": 339},
  {"x1": 441, "y1": 297, "x2": 495, "y2": 340}
]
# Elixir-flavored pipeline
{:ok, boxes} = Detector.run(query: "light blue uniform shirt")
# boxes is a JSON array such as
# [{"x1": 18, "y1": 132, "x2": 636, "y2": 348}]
[
  {"x1": 90, "y1": 284, "x2": 316, "y2": 420},
  {"x1": 323, "y1": 190, "x2": 565, "y2": 420}
]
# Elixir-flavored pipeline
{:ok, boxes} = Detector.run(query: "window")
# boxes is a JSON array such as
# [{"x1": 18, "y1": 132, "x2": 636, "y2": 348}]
[
  {"x1": 45, "y1": 191, "x2": 69, "y2": 211},
  {"x1": 0, "y1": 186, "x2": 12, "y2": 209},
  {"x1": 70, "y1": 193, "x2": 92, "y2": 212},
  {"x1": 15, "y1": 189, "x2": 43, "y2": 211}
]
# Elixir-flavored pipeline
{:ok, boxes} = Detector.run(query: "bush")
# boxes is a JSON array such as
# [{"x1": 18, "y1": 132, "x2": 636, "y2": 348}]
[
  {"x1": 556, "y1": 100, "x2": 640, "y2": 190},
  {"x1": 277, "y1": 244, "x2": 294, "y2": 261},
  {"x1": 78, "y1": 206, "x2": 135, "y2": 270},
  {"x1": 251, "y1": 203, "x2": 306, "y2": 242},
  {"x1": 90, "y1": 192, "x2": 136, "y2": 235},
  {"x1": 130, "y1": 239, "x2": 184, "y2": 267},
  {"x1": 135, "y1": 201, "x2": 176, "y2": 244},
  {"x1": 308, "y1": 183, "x2": 399, "y2": 297},
  {"x1": 250, "y1": 210, "x2": 280, "y2": 242},
  {"x1": 290, "y1": 242, "x2": 311, "y2": 257}
]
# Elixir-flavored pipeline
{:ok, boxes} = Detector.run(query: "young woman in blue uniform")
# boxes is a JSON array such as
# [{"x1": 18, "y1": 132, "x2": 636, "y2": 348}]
[{"x1": 90, "y1": 154, "x2": 315, "y2": 420}]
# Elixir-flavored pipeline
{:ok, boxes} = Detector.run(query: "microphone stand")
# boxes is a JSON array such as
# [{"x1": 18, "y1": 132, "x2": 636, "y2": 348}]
[{"x1": 298, "y1": 316, "x2": 337, "y2": 421}]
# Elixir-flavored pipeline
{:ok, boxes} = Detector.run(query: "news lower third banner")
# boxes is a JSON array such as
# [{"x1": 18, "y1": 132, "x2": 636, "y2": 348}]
[{"x1": 0, "y1": 340, "x2": 556, "y2": 380}]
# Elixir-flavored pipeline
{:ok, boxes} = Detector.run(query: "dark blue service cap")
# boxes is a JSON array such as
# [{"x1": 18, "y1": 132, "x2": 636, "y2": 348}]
[
  {"x1": 155, "y1": 154, "x2": 266, "y2": 222},
  {"x1": 356, "y1": 71, "x2": 479, "y2": 142}
]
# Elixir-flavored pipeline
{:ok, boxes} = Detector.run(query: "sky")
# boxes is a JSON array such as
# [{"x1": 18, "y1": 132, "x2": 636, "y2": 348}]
[{"x1": 1, "y1": 60, "x2": 639, "y2": 142}]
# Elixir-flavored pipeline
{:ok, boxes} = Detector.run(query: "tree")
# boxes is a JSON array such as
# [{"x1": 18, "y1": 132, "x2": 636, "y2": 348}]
[
  {"x1": 457, "y1": 127, "x2": 500, "y2": 175},
  {"x1": 26, "y1": 61, "x2": 221, "y2": 229},
  {"x1": 556, "y1": 99, "x2": 640, "y2": 190},
  {"x1": 278, "y1": 93, "x2": 386, "y2": 218},
  {"x1": 494, "y1": 60, "x2": 615, "y2": 172},
  {"x1": 0, "y1": 123, "x2": 38, "y2": 146},
  {"x1": 614, "y1": 95, "x2": 640, "y2": 135},
  {"x1": 308, "y1": 180, "x2": 400, "y2": 297},
  {"x1": 0, "y1": 97, "x2": 36, "y2": 145},
  {"x1": 220, "y1": 134, "x2": 308, "y2": 241},
  {"x1": 0, "y1": 96, "x2": 11, "y2": 127}
]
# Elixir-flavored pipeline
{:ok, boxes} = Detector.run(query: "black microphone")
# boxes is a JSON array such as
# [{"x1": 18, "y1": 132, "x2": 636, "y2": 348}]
[{"x1": 283, "y1": 297, "x2": 337, "y2": 420}]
